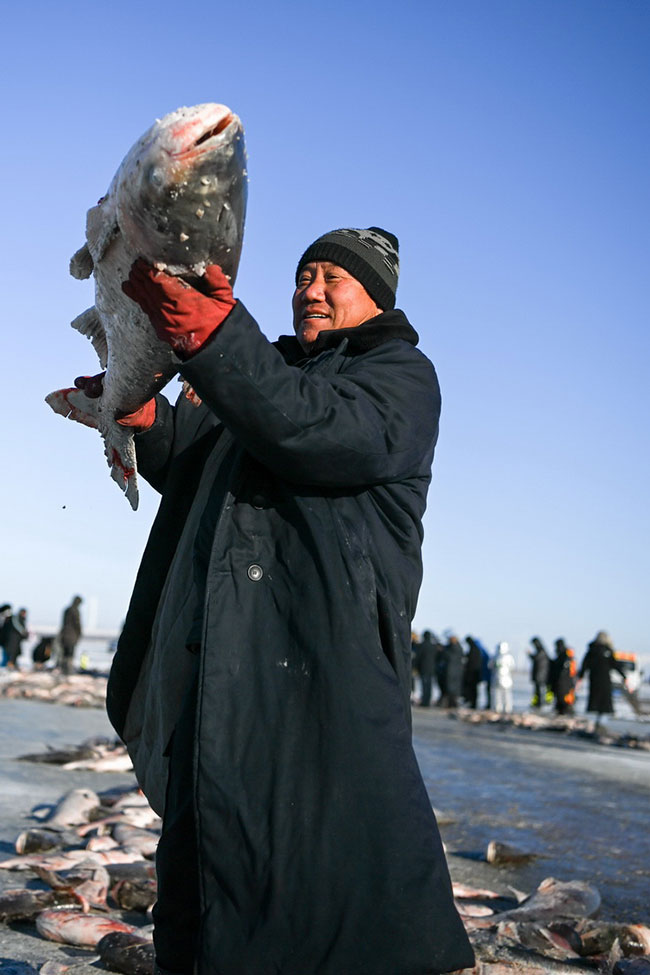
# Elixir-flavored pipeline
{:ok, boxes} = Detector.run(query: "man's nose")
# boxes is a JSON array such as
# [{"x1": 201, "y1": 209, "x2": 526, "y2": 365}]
[{"x1": 304, "y1": 277, "x2": 325, "y2": 299}]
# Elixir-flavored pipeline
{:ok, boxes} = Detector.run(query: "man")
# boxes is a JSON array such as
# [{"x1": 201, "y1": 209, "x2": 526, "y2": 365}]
[
  {"x1": 415, "y1": 630, "x2": 440, "y2": 707},
  {"x1": 578, "y1": 630, "x2": 627, "y2": 726},
  {"x1": 528, "y1": 635, "x2": 550, "y2": 709},
  {"x1": 58, "y1": 595, "x2": 83, "y2": 675},
  {"x1": 77, "y1": 227, "x2": 474, "y2": 974},
  {"x1": 0, "y1": 604, "x2": 12, "y2": 667},
  {"x1": 463, "y1": 635, "x2": 483, "y2": 709},
  {"x1": 4, "y1": 608, "x2": 28, "y2": 669}
]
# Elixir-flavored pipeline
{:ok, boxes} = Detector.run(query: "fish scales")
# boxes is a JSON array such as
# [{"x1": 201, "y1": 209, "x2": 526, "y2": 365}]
[{"x1": 46, "y1": 103, "x2": 247, "y2": 509}]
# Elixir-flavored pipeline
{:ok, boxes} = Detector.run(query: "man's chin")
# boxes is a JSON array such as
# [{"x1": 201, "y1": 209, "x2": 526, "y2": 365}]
[{"x1": 296, "y1": 322, "x2": 325, "y2": 350}]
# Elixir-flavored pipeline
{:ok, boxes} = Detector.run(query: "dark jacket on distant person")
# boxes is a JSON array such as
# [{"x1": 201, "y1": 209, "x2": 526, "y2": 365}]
[
  {"x1": 579, "y1": 637, "x2": 626, "y2": 715},
  {"x1": 60, "y1": 599, "x2": 82, "y2": 652},
  {"x1": 529, "y1": 638, "x2": 550, "y2": 684},
  {"x1": 4, "y1": 612, "x2": 28, "y2": 666},
  {"x1": 416, "y1": 631, "x2": 439, "y2": 678},
  {"x1": 106, "y1": 304, "x2": 474, "y2": 975},
  {"x1": 444, "y1": 637, "x2": 464, "y2": 701}
]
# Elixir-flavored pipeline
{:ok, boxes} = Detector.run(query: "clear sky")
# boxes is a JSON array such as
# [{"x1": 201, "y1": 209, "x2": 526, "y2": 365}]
[{"x1": 1, "y1": 0, "x2": 648, "y2": 669}]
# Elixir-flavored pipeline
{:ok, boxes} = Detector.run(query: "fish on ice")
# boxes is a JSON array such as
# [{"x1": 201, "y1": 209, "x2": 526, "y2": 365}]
[
  {"x1": 46, "y1": 103, "x2": 247, "y2": 509},
  {"x1": 36, "y1": 907, "x2": 139, "y2": 946}
]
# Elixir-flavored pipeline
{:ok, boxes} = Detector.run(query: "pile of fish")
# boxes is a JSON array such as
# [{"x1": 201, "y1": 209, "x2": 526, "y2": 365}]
[
  {"x1": 0, "y1": 670, "x2": 107, "y2": 709},
  {"x1": 452, "y1": 877, "x2": 650, "y2": 973},
  {"x1": 0, "y1": 783, "x2": 159, "y2": 974},
  {"x1": 45, "y1": 102, "x2": 247, "y2": 509},
  {"x1": 0, "y1": 776, "x2": 649, "y2": 973},
  {"x1": 450, "y1": 708, "x2": 650, "y2": 751}
]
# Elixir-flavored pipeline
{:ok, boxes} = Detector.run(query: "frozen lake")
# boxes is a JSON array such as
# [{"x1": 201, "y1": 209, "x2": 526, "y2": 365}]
[{"x1": 0, "y1": 656, "x2": 648, "y2": 929}]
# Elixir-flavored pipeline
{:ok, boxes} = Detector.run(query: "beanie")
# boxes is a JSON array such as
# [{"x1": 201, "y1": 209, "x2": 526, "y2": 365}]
[{"x1": 296, "y1": 227, "x2": 399, "y2": 310}]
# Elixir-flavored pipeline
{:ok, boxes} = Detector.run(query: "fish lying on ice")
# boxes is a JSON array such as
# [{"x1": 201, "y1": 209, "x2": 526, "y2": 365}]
[
  {"x1": 39, "y1": 787, "x2": 101, "y2": 828},
  {"x1": 489, "y1": 876, "x2": 601, "y2": 924},
  {"x1": 485, "y1": 839, "x2": 540, "y2": 865},
  {"x1": 97, "y1": 931, "x2": 155, "y2": 975},
  {"x1": 36, "y1": 907, "x2": 139, "y2": 946},
  {"x1": 0, "y1": 848, "x2": 144, "y2": 870},
  {"x1": 0, "y1": 887, "x2": 80, "y2": 921},
  {"x1": 14, "y1": 826, "x2": 78, "y2": 854},
  {"x1": 46, "y1": 102, "x2": 247, "y2": 509}
]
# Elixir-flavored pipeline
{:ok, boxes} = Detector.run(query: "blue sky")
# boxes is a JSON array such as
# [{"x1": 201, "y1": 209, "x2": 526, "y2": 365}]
[{"x1": 1, "y1": 0, "x2": 648, "y2": 668}]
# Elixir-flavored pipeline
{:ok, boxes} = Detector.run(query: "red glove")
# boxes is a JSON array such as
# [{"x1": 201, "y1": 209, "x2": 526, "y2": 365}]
[
  {"x1": 74, "y1": 374, "x2": 156, "y2": 432},
  {"x1": 121, "y1": 259, "x2": 236, "y2": 357}
]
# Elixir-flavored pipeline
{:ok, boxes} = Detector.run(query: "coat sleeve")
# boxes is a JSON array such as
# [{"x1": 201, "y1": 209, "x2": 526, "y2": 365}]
[
  {"x1": 132, "y1": 395, "x2": 176, "y2": 494},
  {"x1": 178, "y1": 302, "x2": 440, "y2": 487}
]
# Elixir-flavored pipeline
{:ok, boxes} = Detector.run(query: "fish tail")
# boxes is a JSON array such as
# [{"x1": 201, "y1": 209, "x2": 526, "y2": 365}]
[{"x1": 103, "y1": 426, "x2": 139, "y2": 510}]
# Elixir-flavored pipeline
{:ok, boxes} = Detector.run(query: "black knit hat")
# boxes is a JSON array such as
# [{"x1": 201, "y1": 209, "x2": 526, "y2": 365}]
[{"x1": 296, "y1": 227, "x2": 399, "y2": 310}]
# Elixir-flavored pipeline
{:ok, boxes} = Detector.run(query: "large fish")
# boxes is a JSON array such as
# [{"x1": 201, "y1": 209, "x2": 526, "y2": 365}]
[
  {"x1": 46, "y1": 103, "x2": 247, "y2": 509},
  {"x1": 36, "y1": 907, "x2": 139, "y2": 946}
]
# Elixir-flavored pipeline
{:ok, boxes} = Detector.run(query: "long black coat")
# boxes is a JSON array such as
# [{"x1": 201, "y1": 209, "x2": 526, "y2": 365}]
[
  {"x1": 107, "y1": 304, "x2": 473, "y2": 975},
  {"x1": 444, "y1": 640, "x2": 464, "y2": 698},
  {"x1": 416, "y1": 633, "x2": 439, "y2": 678},
  {"x1": 579, "y1": 640, "x2": 626, "y2": 714}
]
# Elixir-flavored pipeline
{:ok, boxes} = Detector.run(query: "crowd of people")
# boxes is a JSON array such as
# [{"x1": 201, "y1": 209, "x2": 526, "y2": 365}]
[
  {"x1": 0, "y1": 597, "x2": 84, "y2": 673},
  {"x1": 411, "y1": 629, "x2": 633, "y2": 721}
]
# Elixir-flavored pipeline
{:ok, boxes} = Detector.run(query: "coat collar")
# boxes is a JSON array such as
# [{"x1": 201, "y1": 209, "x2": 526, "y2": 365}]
[{"x1": 275, "y1": 310, "x2": 419, "y2": 364}]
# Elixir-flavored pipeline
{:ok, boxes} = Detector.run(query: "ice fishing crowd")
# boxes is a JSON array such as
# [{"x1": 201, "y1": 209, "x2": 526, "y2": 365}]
[
  {"x1": 411, "y1": 629, "x2": 633, "y2": 721},
  {"x1": 0, "y1": 597, "x2": 84, "y2": 675}
]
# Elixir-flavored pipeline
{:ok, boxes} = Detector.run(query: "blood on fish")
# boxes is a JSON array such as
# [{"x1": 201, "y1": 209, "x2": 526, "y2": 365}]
[
  {"x1": 46, "y1": 102, "x2": 247, "y2": 509},
  {"x1": 111, "y1": 448, "x2": 135, "y2": 484}
]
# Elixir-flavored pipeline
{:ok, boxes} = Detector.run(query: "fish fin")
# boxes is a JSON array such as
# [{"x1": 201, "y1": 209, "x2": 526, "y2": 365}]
[
  {"x1": 45, "y1": 388, "x2": 100, "y2": 430},
  {"x1": 104, "y1": 427, "x2": 139, "y2": 511},
  {"x1": 86, "y1": 200, "x2": 120, "y2": 263},
  {"x1": 70, "y1": 244, "x2": 94, "y2": 280},
  {"x1": 71, "y1": 307, "x2": 109, "y2": 369}
]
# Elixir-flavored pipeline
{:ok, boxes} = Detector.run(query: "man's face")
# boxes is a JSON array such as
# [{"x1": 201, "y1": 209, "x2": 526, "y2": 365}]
[{"x1": 292, "y1": 261, "x2": 382, "y2": 351}]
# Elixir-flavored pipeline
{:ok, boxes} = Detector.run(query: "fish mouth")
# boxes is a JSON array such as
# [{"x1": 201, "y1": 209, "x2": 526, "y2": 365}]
[
  {"x1": 169, "y1": 112, "x2": 237, "y2": 158},
  {"x1": 194, "y1": 113, "x2": 235, "y2": 147}
]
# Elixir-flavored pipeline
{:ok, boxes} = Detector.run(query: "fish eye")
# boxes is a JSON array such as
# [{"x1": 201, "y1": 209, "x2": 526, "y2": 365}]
[{"x1": 147, "y1": 166, "x2": 164, "y2": 187}]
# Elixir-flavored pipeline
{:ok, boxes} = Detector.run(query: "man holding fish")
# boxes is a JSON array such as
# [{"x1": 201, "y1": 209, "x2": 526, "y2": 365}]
[{"x1": 74, "y1": 227, "x2": 474, "y2": 974}]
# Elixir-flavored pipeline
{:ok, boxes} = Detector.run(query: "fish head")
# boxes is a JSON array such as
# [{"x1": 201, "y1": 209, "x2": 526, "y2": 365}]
[{"x1": 114, "y1": 103, "x2": 247, "y2": 280}]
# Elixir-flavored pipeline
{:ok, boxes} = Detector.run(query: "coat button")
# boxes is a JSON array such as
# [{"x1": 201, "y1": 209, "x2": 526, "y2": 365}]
[{"x1": 247, "y1": 563, "x2": 263, "y2": 581}]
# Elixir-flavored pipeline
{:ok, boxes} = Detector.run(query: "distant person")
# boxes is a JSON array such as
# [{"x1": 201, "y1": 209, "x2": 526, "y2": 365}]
[
  {"x1": 415, "y1": 630, "x2": 440, "y2": 707},
  {"x1": 32, "y1": 636, "x2": 55, "y2": 670},
  {"x1": 491, "y1": 642, "x2": 515, "y2": 713},
  {"x1": 528, "y1": 636, "x2": 550, "y2": 709},
  {"x1": 578, "y1": 630, "x2": 627, "y2": 726},
  {"x1": 4, "y1": 608, "x2": 29, "y2": 669},
  {"x1": 58, "y1": 595, "x2": 83, "y2": 675},
  {"x1": 0, "y1": 604, "x2": 12, "y2": 666},
  {"x1": 474, "y1": 636, "x2": 492, "y2": 709},
  {"x1": 441, "y1": 635, "x2": 464, "y2": 708},
  {"x1": 550, "y1": 638, "x2": 577, "y2": 716},
  {"x1": 462, "y1": 636, "x2": 483, "y2": 709}
]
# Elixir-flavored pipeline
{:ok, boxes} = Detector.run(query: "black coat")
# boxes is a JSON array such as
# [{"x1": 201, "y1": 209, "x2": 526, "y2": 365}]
[
  {"x1": 463, "y1": 640, "x2": 483, "y2": 685},
  {"x1": 3, "y1": 615, "x2": 28, "y2": 664},
  {"x1": 60, "y1": 603, "x2": 82, "y2": 649},
  {"x1": 579, "y1": 640, "x2": 626, "y2": 714},
  {"x1": 107, "y1": 304, "x2": 473, "y2": 975},
  {"x1": 416, "y1": 634, "x2": 439, "y2": 678},
  {"x1": 530, "y1": 647, "x2": 550, "y2": 684},
  {"x1": 444, "y1": 641, "x2": 464, "y2": 698}
]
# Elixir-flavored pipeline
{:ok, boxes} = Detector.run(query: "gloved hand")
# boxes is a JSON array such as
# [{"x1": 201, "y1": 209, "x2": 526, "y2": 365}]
[
  {"x1": 122, "y1": 259, "x2": 236, "y2": 357},
  {"x1": 74, "y1": 373, "x2": 156, "y2": 432}
]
